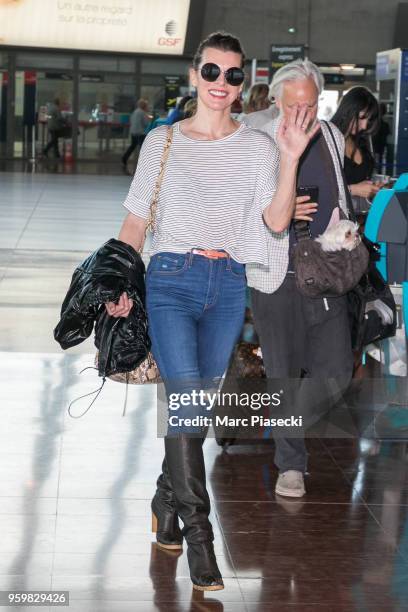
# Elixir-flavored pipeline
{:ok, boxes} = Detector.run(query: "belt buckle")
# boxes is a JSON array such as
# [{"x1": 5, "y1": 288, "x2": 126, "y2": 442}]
[
  {"x1": 203, "y1": 249, "x2": 218, "y2": 259},
  {"x1": 192, "y1": 248, "x2": 224, "y2": 259}
]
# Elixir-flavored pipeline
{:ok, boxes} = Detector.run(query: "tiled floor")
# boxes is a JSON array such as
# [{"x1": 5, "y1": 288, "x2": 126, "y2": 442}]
[{"x1": 0, "y1": 171, "x2": 408, "y2": 611}]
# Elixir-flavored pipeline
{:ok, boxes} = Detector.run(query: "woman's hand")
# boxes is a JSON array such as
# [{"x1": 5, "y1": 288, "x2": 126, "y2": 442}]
[
  {"x1": 349, "y1": 180, "x2": 380, "y2": 199},
  {"x1": 293, "y1": 195, "x2": 318, "y2": 221},
  {"x1": 276, "y1": 105, "x2": 320, "y2": 162},
  {"x1": 105, "y1": 292, "x2": 134, "y2": 318}
]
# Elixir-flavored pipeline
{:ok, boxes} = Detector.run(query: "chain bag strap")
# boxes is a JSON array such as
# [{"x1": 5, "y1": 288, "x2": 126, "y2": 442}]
[
  {"x1": 140, "y1": 125, "x2": 174, "y2": 252},
  {"x1": 96, "y1": 127, "x2": 174, "y2": 388}
]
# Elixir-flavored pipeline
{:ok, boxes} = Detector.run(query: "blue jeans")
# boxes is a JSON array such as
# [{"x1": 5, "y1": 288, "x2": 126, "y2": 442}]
[{"x1": 146, "y1": 251, "x2": 246, "y2": 435}]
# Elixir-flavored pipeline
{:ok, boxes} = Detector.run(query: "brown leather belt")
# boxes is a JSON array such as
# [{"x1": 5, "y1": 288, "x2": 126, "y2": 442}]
[{"x1": 191, "y1": 249, "x2": 229, "y2": 259}]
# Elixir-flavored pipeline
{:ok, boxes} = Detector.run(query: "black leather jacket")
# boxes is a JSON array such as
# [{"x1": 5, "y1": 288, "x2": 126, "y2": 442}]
[{"x1": 54, "y1": 238, "x2": 150, "y2": 378}]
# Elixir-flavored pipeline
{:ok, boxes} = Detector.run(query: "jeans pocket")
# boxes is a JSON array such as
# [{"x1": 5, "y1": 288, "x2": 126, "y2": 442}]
[
  {"x1": 229, "y1": 259, "x2": 246, "y2": 279},
  {"x1": 149, "y1": 253, "x2": 188, "y2": 276}
]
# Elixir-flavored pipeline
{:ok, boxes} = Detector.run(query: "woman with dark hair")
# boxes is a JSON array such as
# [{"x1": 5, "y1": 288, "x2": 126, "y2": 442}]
[
  {"x1": 331, "y1": 87, "x2": 381, "y2": 206},
  {"x1": 244, "y1": 82, "x2": 270, "y2": 113},
  {"x1": 105, "y1": 31, "x2": 318, "y2": 592}
]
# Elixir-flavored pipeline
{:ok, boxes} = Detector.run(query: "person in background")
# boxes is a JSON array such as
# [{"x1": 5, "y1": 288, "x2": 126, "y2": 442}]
[
  {"x1": 244, "y1": 82, "x2": 270, "y2": 114},
  {"x1": 183, "y1": 98, "x2": 198, "y2": 118},
  {"x1": 166, "y1": 95, "x2": 193, "y2": 125},
  {"x1": 42, "y1": 98, "x2": 63, "y2": 158},
  {"x1": 331, "y1": 87, "x2": 381, "y2": 210},
  {"x1": 247, "y1": 59, "x2": 353, "y2": 499},
  {"x1": 240, "y1": 81, "x2": 279, "y2": 129},
  {"x1": 122, "y1": 99, "x2": 150, "y2": 169},
  {"x1": 230, "y1": 94, "x2": 243, "y2": 119}
]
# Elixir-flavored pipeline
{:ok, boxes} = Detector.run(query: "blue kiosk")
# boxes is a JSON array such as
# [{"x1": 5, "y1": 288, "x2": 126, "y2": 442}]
[{"x1": 365, "y1": 173, "x2": 408, "y2": 342}]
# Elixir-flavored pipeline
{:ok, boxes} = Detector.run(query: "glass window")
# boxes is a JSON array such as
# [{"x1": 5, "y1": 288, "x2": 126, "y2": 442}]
[
  {"x1": 16, "y1": 53, "x2": 73, "y2": 70},
  {"x1": 141, "y1": 73, "x2": 188, "y2": 114},
  {"x1": 80, "y1": 56, "x2": 135, "y2": 73},
  {"x1": 141, "y1": 85, "x2": 165, "y2": 114},
  {"x1": 141, "y1": 58, "x2": 189, "y2": 76},
  {"x1": 78, "y1": 75, "x2": 137, "y2": 160},
  {"x1": 12, "y1": 71, "x2": 73, "y2": 159},
  {"x1": 81, "y1": 73, "x2": 136, "y2": 85},
  {"x1": 0, "y1": 71, "x2": 6, "y2": 157}
]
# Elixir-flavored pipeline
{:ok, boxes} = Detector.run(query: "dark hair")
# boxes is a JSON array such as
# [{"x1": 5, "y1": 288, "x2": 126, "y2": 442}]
[
  {"x1": 192, "y1": 31, "x2": 246, "y2": 70},
  {"x1": 331, "y1": 87, "x2": 379, "y2": 162},
  {"x1": 332, "y1": 87, "x2": 379, "y2": 136},
  {"x1": 245, "y1": 83, "x2": 269, "y2": 113}
]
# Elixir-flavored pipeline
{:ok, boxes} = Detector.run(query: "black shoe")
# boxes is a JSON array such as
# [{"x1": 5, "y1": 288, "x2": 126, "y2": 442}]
[
  {"x1": 187, "y1": 542, "x2": 224, "y2": 591},
  {"x1": 164, "y1": 436, "x2": 224, "y2": 591},
  {"x1": 151, "y1": 458, "x2": 183, "y2": 551}
]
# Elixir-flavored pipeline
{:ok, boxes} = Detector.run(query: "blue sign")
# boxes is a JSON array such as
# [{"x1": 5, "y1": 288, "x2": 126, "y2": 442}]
[{"x1": 402, "y1": 51, "x2": 408, "y2": 82}]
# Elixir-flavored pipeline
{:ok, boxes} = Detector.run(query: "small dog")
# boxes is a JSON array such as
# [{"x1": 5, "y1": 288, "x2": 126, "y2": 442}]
[{"x1": 316, "y1": 220, "x2": 361, "y2": 252}]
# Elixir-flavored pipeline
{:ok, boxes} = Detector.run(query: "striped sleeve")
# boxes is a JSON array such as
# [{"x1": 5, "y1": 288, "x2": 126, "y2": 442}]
[
  {"x1": 255, "y1": 135, "x2": 280, "y2": 210},
  {"x1": 122, "y1": 127, "x2": 167, "y2": 219}
]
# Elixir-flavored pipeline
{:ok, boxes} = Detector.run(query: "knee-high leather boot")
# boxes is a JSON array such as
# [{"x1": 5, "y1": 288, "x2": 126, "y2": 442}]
[
  {"x1": 151, "y1": 457, "x2": 183, "y2": 550},
  {"x1": 164, "y1": 435, "x2": 224, "y2": 591}
]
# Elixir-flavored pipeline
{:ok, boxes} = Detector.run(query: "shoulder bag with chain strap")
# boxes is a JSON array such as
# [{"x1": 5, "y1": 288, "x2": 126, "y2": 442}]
[{"x1": 98, "y1": 126, "x2": 174, "y2": 384}]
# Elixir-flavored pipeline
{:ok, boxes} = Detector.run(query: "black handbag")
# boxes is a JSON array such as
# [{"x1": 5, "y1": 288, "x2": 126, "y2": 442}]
[
  {"x1": 324, "y1": 121, "x2": 397, "y2": 351},
  {"x1": 348, "y1": 238, "x2": 397, "y2": 351}
]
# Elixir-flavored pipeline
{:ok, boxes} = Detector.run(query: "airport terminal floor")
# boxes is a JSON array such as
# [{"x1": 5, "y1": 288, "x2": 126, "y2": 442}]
[{"x1": 1, "y1": 165, "x2": 408, "y2": 611}]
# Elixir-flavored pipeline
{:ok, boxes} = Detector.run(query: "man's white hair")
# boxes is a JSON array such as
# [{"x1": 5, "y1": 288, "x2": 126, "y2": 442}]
[{"x1": 269, "y1": 59, "x2": 324, "y2": 101}]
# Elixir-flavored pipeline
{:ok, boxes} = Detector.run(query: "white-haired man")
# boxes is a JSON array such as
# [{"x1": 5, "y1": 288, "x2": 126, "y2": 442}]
[{"x1": 246, "y1": 60, "x2": 354, "y2": 497}]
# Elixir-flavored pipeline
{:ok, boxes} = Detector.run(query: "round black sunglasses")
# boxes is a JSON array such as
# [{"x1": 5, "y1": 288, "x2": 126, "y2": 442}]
[{"x1": 200, "y1": 62, "x2": 245, "y2": 87}]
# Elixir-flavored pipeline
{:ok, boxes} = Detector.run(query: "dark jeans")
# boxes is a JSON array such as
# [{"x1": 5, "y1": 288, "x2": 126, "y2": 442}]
[
  {"x1": 43, "y1": 130, "x2": 60, "y2": 157},
  {"x1": 251, "y1": 274, "x2": 353, "y2": 473},
  {"x1": 146, "y1": 251, "x2": 246, "y2": 435},
  {"x1": 122, "y1": 134, "x2": 145, "y2": 164}
]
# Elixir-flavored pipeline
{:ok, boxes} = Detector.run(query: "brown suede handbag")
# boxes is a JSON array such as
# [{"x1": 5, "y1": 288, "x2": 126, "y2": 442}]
[
  {"x1": 292, "y1": 221, "x2": 369, "y2": 298},
  {"x1": 292, "y1": 121, "x2": 369, "y2": 298}
]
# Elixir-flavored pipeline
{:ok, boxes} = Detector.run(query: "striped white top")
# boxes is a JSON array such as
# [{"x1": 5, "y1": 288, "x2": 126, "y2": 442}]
[{"x1": 122, "y1": 122, "x2": 279, "y2": 264}]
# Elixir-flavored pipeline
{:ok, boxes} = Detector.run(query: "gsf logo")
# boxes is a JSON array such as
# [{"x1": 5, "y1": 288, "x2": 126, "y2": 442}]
[{"x1": 158, "y1": 37, "x2": 182, "y2": 46}]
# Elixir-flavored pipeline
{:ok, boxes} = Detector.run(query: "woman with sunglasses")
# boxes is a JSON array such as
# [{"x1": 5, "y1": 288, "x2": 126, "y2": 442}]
[{"x1": 106, "y1": 31, "x2": 319, "y2": 592}]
